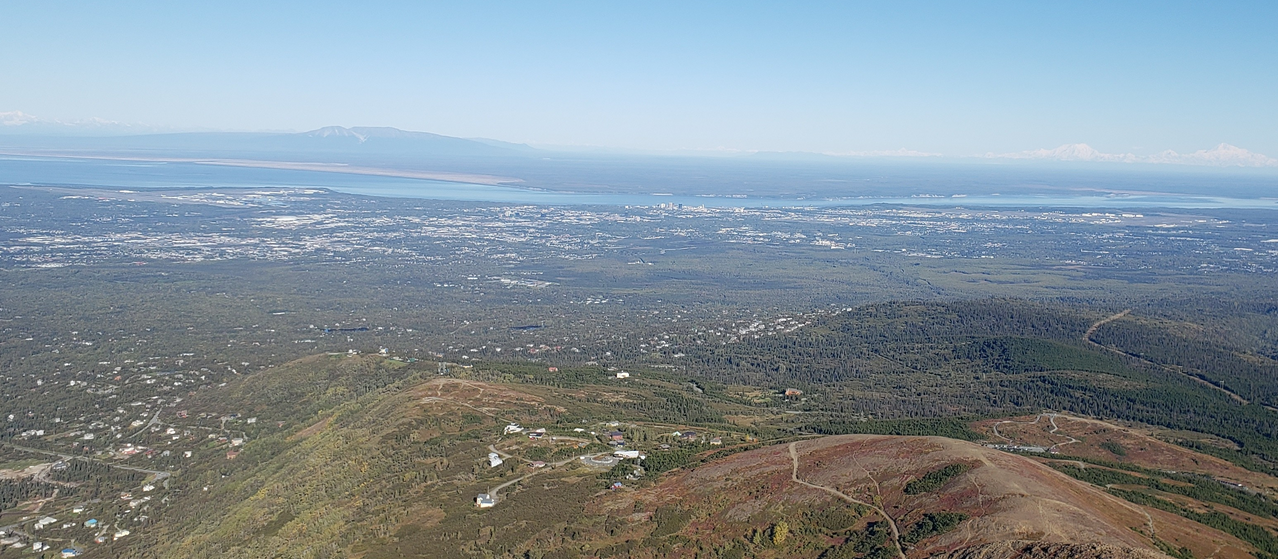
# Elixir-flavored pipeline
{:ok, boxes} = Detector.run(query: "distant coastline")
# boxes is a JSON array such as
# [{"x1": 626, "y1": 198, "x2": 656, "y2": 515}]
[
  {"x1": 4, "y1": 154, "x2": 1278, "y2": 211},
  {"x1": 0, "y1": 150, "x2": 521, "y2": 186}
]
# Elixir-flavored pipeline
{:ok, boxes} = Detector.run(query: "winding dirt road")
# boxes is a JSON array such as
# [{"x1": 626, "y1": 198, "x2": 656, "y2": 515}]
[
  {"x1": 1083, "y1": 309, "x2": 1130, "y2": 342},
  {"x1": 991, "y1": 413, "x2": 1079, "y2": 452},
  {"x1": 487, "y1": 451, "x2": 599, "y2": 503},
  {"x1": 1084, "y1": 310, "x2": 1256, "y2": 406}
]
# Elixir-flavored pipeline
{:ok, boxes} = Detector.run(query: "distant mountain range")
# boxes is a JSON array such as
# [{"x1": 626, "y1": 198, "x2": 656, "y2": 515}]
[
  {"x1": 987, "y1": 143, "x2": 1278, "y2": 168},
  {"x1": 0, "y1": 113, "x2": 535, "y2": 159},
  {"x1": 3, "y1": 110, "x2": 1275, "y2": 168},
  {"x1": 0, "y1": 110, "x2": 167, "y2": 136},
  {"x1": 298, "y1": 125, "x2": 536, "y2": 153}
]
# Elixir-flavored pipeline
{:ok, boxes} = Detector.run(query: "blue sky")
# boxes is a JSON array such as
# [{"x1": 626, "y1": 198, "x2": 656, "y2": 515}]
[{"x1": 2, "y1": 1, "x2": 1276, "y2": 156}]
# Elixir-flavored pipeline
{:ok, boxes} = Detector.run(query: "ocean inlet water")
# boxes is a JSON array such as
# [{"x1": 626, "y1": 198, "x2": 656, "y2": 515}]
[{"x1": 2, "y1": 155, "x2": 1277, "y2": 210}]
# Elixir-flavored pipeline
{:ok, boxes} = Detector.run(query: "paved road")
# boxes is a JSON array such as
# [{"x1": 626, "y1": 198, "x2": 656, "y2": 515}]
[{"x1": 128, "y1": 410, "x2": 163, "y2": 440}]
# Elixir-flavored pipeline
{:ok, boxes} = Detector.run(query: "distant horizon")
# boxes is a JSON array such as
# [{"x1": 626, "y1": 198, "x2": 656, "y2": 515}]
[
  {"x1": 2, "y1": 4, "x2": 1275, "y2": 158},
  {"x1": 7, "y1": 137, "x2": 1278, "y2": 208},
  {"x1": 2, "y1": 112, "x2": 1277, "y2": 173}
]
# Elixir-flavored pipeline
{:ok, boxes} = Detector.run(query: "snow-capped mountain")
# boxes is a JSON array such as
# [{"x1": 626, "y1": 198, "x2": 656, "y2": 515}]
[
  {"x1": 990, "y1": 143, "x2": 1276, "y2": 167},
  {"x1": 0, "y1": 111, "x2": 164, "y2": 135},
  {"x1": 1148, "y1": 143, "x2": 1278, "y2": 167},
  {"x1": 1006, "y1": 143, "x2": 1137, "y2": 163}
]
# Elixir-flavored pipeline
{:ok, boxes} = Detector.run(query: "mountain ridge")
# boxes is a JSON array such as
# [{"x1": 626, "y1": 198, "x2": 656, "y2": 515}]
[
  {"x1": 4, "y1": 111, "x2": 1274, "y2": 168},
  {"x1": 0, "y1": 123, "x2": 533, "y2": 158},
  {"x1": 989, "y1": 143, "x2": 1278, "y2": 168},
  {"x1": 566, "y1": 434, "x2": 1252, "y2": 559}
]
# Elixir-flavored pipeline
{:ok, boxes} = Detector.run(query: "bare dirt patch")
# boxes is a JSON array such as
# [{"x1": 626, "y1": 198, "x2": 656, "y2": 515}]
[
  {"x1": 0, "y1": 462, "x2": 51, "y2": 480},
  {"x1": 974, "y1": 414, "x2": 1278, "y2": 495},
  {"x1": 289, "y1": 416, "x2": 333, "y2": 441}
]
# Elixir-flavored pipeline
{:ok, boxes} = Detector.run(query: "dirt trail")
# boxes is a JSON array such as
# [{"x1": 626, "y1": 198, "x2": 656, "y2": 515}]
[
  {"x1": 489, "y1": 472, "x2": 536, "y2": 501},
  {"x1": 1084, "y1": 310, "x2": 1255, "y2": 406},
  {"x1": 789, "y1": 442, "x2": 907, "y2": 559},
  {"x1": 420, "y1": 394, "x2": 505, "y2": 420},
  {"x1": 1045, "y1": 414, "x2": 1080, "y2": 452},
  {"x1": 1084, "y1": 309, "x2": 1130, "y2": 342},
  {"x1": 990, "y1": 414, "x2": 1165, "y2": 544},
  {"x1": 990, "y1": 414, "x2": 1042, "y2": 442},
  {"x1": 992, "y1": 414, "x2": 1078, "y2": 452}
]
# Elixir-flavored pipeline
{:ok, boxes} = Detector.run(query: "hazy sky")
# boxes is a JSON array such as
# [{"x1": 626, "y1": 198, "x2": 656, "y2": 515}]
[{"x1": 3, "y1": 2, "x2": 1275, "y2": 155}]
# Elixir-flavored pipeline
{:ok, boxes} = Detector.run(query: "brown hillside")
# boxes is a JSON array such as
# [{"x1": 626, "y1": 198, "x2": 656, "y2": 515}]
[
  {"x1": 934, "y1": 541, "x2": 1167, "y2": 559},
  {"x1": 973, "y1": 414, "x2": 1278, "y2": 495},
  {"x1": 567, "y1": 435, "x2": 1255, "y2": 559}
]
